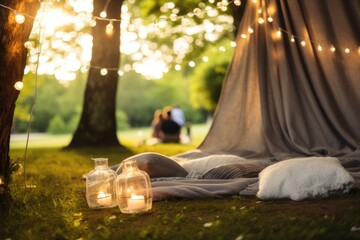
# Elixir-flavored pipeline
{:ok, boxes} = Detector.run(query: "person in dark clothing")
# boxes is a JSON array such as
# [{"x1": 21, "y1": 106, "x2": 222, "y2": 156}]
[{"x1": 160, "y1": 107, "x2": 180, "y2": 143}]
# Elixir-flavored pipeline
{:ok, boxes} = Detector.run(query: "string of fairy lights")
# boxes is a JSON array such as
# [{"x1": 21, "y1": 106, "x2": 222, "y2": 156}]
[{"x1": 1, "y1": 0, "x2": 359, "y2": 91}]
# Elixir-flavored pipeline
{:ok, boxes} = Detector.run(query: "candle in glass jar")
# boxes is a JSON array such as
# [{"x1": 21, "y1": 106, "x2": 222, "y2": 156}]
[
  {"x1": 97, "y1": 191, "x2": 112, "y2": 206},
  {"x1": 127, "y1": 194, "x2": 145, "y2": 210}
]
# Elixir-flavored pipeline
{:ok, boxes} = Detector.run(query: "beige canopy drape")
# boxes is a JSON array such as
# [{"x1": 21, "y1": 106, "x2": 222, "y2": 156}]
[{"x1": 199, "y1": 0, "x2": 360, "y2": 161}]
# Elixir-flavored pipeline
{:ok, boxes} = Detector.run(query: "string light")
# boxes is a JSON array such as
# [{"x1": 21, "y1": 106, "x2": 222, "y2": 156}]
[
  {"x1": 100, "y1": 68, "x2": 108, "y2": 76},
  {"x1": 15, "y1": 12, "x2": 25, "y2": 24},
  {"x1": 14, "y1": 81, "x2": 24, "y2": 90},
  {"x1": 234, "y1": 0, "x2": 241, "y2": 6},
  {"x1": 0, "y1": 1, "x2": 357, "y2": 83},
  {"x1": 202, "y1": 56, "x2": 209, "y2": 62},
  {"x1": 290, "y1": 35, "x2": 295, "y2": 43},
  {"x1": 24, "y1": 41, "x2": 32, "y2": 49},
  {"x1": 105, "y1": 20, "x2": 114, "y2": 35},
  {"x1": 219, "y1": 46, "x2": 226, "y2": 52}
]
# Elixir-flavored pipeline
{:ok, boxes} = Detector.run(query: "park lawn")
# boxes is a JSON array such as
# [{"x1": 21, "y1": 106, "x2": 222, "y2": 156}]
[{"x1": 2, "y1": 126, "x2": 360, "y2": 240}]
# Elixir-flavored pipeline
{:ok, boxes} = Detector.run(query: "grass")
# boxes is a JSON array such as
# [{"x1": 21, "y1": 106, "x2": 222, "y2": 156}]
[{"x1": 2, "y1": 124, "x2": 360, "y2": 240}]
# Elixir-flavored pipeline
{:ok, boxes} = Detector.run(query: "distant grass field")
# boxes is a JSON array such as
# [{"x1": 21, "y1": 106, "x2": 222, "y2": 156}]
[
  {"x1": 3, "y1": 123, "x2": 360, "y2": 240},
  {"x1": 10, "y1": 123, "x2": 211, "y2": 149}
]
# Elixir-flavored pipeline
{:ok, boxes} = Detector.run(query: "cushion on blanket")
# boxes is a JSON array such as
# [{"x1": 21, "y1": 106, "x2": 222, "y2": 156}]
[
  {"x1": 202, "y1": 163, "x2": 264, "y2": 179},
  {"x1": 180, "y1": 155, "x2": 247, "y2": 174},
  {"x1": 257, "y1": 157, "x2": 354, "y2": 201},
  {"x1": 115, "y1": 152, "x2": 188, "y2": 177}
]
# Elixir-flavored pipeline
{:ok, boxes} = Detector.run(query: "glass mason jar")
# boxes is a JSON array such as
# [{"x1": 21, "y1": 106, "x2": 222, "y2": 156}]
[
  {"x1": 86, "y1": 158, "x2": 117, "y2": 209},
  {"x1": 116, "y1": 159, "x2": 152, "y2": 214}
]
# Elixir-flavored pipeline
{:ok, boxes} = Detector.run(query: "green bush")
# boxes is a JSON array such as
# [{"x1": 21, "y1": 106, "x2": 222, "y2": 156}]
[
  {"x1": 116, "y1": 110, "x2": 130, "y2": 130},
  {"x1": 47, "y1": 115, "x2": 68, "y2": 134}
]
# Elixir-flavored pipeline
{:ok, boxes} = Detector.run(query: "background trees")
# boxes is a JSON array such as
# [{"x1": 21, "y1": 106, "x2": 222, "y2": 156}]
[{"x1": 13, "y1": 0, "x2": 245, "y2": 136}]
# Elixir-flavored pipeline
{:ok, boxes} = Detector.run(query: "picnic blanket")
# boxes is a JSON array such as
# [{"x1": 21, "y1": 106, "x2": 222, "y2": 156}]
[{"x1": 112, "y1": 151, "x2": 360, "y2": 201}]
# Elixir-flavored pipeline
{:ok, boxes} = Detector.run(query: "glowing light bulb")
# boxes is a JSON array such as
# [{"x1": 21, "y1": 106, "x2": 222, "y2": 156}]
[
  {"x1": 317, "y1": 45, "x2": 322, "y2": 51},
  {"x1": 290, "y1": 36, "x2": 295, "y2": 43},
  {"x1": 15, "y1": 12, "x2": 25, "y2": 24},
  {"x1": 106, "y1": 21, "x2": 114, "y2": 35},
  {"x1": 241, "y1": 34, "x2": 247, "y2": 39},
  {"x1": 230, "y1": 41, "x2": 237, "y2": 47},
  {"x1": 14, "y1": 81, "x2": 24, "y2": 90},
  {"x1": 219, "y1": 46, "x2": 226, "y2": 52},
  {"x1": 267, "y1": 16, "x2": 273, "y2": 22},
  {"x1": 189, "y1": 61, "x2": 195, "y2": 67},
  {"x1": 234, "y1": 0, "x2": 241, "y2": 6},
  {"x1": 300, "y1": 41, "x2": 306, "y2": 47},
  {"x1": 276, "y1": 29, "x2": 282, "y2": 38},
  {"x1": 24, "y1": 41, "x2": 32, "y2": 49},
  {"x1": 330, "y1": 45, "x2": 336, "y2": 53},
  {"x1": 258, "y1": 17, "x2": 264, "y2": 24},
  {"x1": 100, "y1": 10, "x2": 107, "y2": 18},
  {"x1": 344, "y1": 48, "x2": 350, "y2": 54},
  {"x1": 175, "y1": 64, "x2": 181, "y2": 71},
  {"x1": 252, "y1": 0, "x2": 257, "y2": 3},
  {"x1": 248, "y1": 27, "x2": 254, "y2": 34},
  {"x1": 100, "y1": 68, "x2": 108, "y2": 76},
  {"x1": 118, "y1": 70, "x2": 124, "y2": 76},
  {"x1": 202, "y1": 56, "x2": 209, "y2": 62}
]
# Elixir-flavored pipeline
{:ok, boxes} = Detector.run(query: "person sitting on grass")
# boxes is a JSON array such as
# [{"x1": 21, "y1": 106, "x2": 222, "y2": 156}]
[{"x1": 160, "y1": 107, "x2": 180, "y2": 143}]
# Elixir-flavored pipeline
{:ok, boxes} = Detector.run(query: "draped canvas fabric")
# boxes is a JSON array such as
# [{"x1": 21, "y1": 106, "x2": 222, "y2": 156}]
[
  {"x1": 114, "y1": 0, "x2": 360, "y2": 200},
  {"x1": 199, "y1": 0, "x2": 360, "y2": 160}
]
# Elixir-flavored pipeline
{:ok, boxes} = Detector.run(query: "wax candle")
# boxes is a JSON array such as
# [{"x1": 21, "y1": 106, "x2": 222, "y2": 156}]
[
  {"x1": 97, "y1": 191, "x2": 112, "y2": 207},
  {"x1": 127, "y1": 194, "x2": 145, "y2": 210}
]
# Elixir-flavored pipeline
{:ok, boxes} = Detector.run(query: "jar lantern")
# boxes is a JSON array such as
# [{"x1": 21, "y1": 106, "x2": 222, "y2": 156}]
[
  {"x1": 116, "y1": 159, "x2": 152, "y2": 214},
  {"x1": 86, "y1": 158, "x2": 117, "y2": 209}
]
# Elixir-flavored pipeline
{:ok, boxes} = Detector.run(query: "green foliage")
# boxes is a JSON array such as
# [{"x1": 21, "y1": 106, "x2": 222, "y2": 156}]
[
  {"x1": 14, "y1": 74, "x2": 85, "y2": 133},
  {"x1": 47, "y1": 115, "x2": 68, "y2": 134},
  {"x1": 116, "y1": 110, "x2": 130, "y2": 130},
  {"x1": 189, "y1": 40, "x2": 234, "y2": 112},
  {"x1": 117, "y1": 70, "x2": 207, "y2": 127}
]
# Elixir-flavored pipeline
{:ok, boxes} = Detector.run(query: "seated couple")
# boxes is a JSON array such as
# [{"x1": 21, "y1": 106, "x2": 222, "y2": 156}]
[{"x1": 151, "y1": 106, "x2": 185, "y2": 144}]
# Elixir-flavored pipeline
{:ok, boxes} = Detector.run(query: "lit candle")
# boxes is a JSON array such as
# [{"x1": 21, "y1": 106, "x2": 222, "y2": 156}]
[
  {"x1": 97, "y1": 191, "x2": 112, "y2": 207},
  {"x1": 127, "y1": 194, "x2": 145, "y2": 210}
]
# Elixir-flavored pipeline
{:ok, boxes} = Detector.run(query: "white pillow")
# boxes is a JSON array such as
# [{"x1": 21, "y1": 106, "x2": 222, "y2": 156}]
[{"x1": 257, "y1": 157, "x2": 354, "y2": 201}]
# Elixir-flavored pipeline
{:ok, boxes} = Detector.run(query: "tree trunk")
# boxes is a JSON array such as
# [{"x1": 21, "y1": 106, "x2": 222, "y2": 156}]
[
  {"x1": 67, "y1": 0, "x2": 124, "y2": 148},
  {"x1": 0, "y1": 0, "x2": 40, "y2": 200}
]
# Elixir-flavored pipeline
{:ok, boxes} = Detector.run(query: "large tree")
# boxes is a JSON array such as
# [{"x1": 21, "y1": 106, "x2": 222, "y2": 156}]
[
  {"x1": 67, "y1": 0, "x2": 124, "y2": 148},
  {"x1": 0, "y1": 0, "x2": 40, "y2": 199}
]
